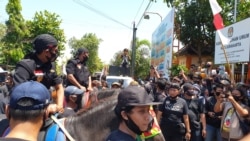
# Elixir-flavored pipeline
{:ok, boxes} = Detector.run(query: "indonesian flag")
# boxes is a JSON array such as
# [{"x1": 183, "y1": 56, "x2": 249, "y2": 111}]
[{"x1": 209, "y1": 0, "x2": 230, "y2": 45}]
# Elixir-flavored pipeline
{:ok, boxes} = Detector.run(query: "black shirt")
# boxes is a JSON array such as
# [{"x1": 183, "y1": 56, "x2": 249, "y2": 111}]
[
  {"x1": 184, "y1": 97, "x2": 205, "y2": 130},
  {"x1": 66, "y1": 59, "x2": 90, "y2": 87},
  {"x1": 13, "y1": 54, "x2": 62, "y2": 89},
  {"x1": 159, "y1": 97, "x2": 188, "y2": 133},
  {"x1": 205, "y1": 96, "x2": 222, "y2": 128},
  {"x1": 106, "y1": 129, "x2": 136, "y2": 141}
]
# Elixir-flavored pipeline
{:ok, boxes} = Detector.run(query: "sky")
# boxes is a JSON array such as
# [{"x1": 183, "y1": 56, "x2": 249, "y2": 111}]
[{"x1": 0, "y1": 0, "x2": 171, "y2": 64}]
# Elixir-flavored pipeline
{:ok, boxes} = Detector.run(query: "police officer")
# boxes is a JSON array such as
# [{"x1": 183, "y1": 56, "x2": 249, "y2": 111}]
[
  {"x1": 66, "y1": 47, "x2": 92, "y2": 93},
  {"x1": 13, "y1": 34, "x2": 64, "y2": 113}
]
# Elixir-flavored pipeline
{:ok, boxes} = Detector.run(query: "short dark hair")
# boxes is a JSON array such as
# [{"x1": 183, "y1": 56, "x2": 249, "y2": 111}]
[
  {"x1": 9, "y1": 98, "x2": 46, "y2": 121},
  {"x1": 156, "y1": 78, "x2": 166, "y2": 90},
  {"x1": 114, "y1": 106, "x2": 134, "y2": 122},
  {"x1": 213, "y1": 83, "x2": 224, "y2": 91}
]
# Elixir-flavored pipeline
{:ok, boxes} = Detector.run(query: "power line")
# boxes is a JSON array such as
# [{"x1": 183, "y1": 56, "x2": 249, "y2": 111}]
[
  {"x1": 73, "y1": 0, "x2": 132, "y2": 29},
  {"x1": 136, "y1": 0, "x2": 152, "y2": 28},
  {"x1": 133, "y1": 0, "x2": 145, "y2": 21}
]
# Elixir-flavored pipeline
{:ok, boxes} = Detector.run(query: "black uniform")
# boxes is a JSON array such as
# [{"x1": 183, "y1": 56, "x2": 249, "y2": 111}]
[
  {"x1": 184, "y1": 97, "x2": 205, "y2": 141},
  {"x1": 159, "y1": 97, "x2": 188, "y2": 140},
  {"x1": 13, "y1": 54, "x2": 62, "y2": 89},
  {"x1": 66, "y1": 59, "x2": 90, "y2": 87}
]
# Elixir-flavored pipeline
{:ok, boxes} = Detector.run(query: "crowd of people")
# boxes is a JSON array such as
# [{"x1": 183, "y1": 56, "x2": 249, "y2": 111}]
[
  {"x1": 107, "y1": 62, "x2": 250, "y2": 141},
  {"x1": 0, "y1": 33, "x2": 250, "y2": 141}
]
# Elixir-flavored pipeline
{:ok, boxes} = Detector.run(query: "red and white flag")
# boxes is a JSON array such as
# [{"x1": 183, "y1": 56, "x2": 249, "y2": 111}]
[{"x1": 209, "y1": 0, "x2": 230, "y2": 45}]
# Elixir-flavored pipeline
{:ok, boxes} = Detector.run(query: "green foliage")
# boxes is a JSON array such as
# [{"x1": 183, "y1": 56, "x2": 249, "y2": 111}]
[
  {"x1": 0, "y1": 24, "x2": 7, "y2": 63},
  {"x1": 25, "y1": 10, "x2": 66, "y2": 56},
  {"x1": 169, "y1": 64, "x2": 188, "y2": 77},
  {"x1": 2, "y1": 0, "x2": 29, "y2": 66},
  {"x1": 68, "y1": 33, "x2": 103, "y2": 74},
  {"x1": 110, "y1": 50, "x2": 124, "y2": 66},
  {"x1": 134, "y1": 39, "x2": 151, "y2": 79},
  {"x1": 161, "y1": 0, "x2": 250, "y2": 65},
  {"x1": 2, "y1": 1, "x2": 66, "y2": 67}
]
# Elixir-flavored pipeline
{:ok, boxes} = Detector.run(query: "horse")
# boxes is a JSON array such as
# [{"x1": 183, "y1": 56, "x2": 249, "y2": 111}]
[
  {"x1": 63, "y1": 88, "x2": 119, "y2": 141},
  {"x1": 62, "y1": 88, "x2": 165, "y2": 141},
  {"x1": 0, "y1": 88, "x2": 165, "y2": 141}
]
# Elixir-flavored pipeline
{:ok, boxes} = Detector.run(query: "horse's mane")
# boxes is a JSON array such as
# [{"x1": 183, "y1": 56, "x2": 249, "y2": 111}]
[{"x1": 64, "y1": 89, "x2": 120, "y2": 141}]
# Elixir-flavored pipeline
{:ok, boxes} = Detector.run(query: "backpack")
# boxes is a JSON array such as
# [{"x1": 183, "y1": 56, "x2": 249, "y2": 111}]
[{"x1": 0, "y1": 118, "x2": 65, "y2": 141}]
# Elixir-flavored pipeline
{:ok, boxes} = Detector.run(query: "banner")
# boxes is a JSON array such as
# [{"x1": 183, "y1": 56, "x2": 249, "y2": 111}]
[
  {"x1": 151, "y1": 8, "x2": 175, "y2": 79},
  {"x1": 215, "y1": 18, "x2": 250, "y2": 64}
]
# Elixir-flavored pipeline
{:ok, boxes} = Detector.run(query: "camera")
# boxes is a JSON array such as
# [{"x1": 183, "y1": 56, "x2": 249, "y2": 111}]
[
  {"x1": 224, "y1": 93, "x2": 230, "y2": 98},
  {"x1": 223, "y1": 91, "x2": 231, "y2": 98},
  {"x1": 150, "y1": 65, "x2": 154, "y2": 69}
]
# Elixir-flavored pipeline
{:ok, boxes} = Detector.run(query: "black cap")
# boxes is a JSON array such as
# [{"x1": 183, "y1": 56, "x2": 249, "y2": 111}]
[
  {"x1": 116, "y1": 86, "x2": 161, "y2": 109},
  {"x1": 182, "y1": 83, "x2": 194, "y2": 92},
  {"x1": 77, "y1": 48, "x2": 89, "y2": 55},
  {"x1": 33, "y1": 34, "x2": 57, "y2": 53},
  {"x1": 169, "y1": 83, "x2": 181, "y2": 90}
]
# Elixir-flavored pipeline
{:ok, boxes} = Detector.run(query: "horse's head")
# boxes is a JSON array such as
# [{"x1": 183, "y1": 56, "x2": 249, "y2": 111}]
[{"x1": 64, "y1": 89, "x2": 120, "y2": 141}]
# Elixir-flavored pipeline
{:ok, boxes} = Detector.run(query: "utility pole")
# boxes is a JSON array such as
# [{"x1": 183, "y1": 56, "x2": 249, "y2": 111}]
[
  {"x1": 130, "y1": 0, "x2": 151, "y2": 78},
  {"x1": 131, "y1": 22, "x2": 137, "y2": 78}
]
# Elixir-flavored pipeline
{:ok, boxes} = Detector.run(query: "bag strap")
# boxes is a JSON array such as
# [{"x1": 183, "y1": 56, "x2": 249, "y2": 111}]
[
  {"x1": 50, "y1": 115, "x2": 75, "y2": 141},
  {"x1": 233, "y1": 107, "x2": 245, "y2": 124}
]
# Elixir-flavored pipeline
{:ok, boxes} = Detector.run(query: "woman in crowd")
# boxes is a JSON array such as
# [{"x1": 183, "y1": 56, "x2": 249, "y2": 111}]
[{"x1": 214, "y1": 88, "x2": 249, "y2": 141}]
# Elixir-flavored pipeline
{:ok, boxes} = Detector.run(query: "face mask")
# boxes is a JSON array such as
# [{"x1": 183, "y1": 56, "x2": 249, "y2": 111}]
[
  {"x1": 186, "y1": 90, "x2": 195, "y2": 96},
  {"x1": 193, "y1": 90, "x2": 199, "y2": 95},
  {"x1": 206, "y1": 64, "x2": 211, "y2": 68},
  {"x1": 194, "y1": 81, "x2": 200, "y2": 84},
  {"x1": 83, "y1": 56, "x2": 89, "y2": 62},
  {"x1": 233, "y1": 95, "x2": 242, "y2": 101},
  {"x1": 215, "y1": 92, "x2": 221, "y2": 96},
  {"x1": 47, "y1": 51, "x2": 58, "y2": 62},
  {"x1": 124, "y1": 115, "x2": 142, "y2": 135}
]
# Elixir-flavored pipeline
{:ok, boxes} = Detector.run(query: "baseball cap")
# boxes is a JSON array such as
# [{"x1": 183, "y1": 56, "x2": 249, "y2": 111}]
[
  {"x1": 10, "y1": 81, "x2": 51, "y2": 110},
  {"x1": 183, "y1": 83, "x2": 194, "y2": 92},
  {"x1": 193, "y1": 84, "x2": 201, "y2": 95},
  {"x1": 169, "y1": 83, "x2": 181, "y2": 90},
  {"x1": 33, "y1": 34, "x2": 58, "y2": 53},
  {"x1": 112, "y1": 82, "x2": 121, "y2": 87},
  {"x1": 64, "y1": 86, "x2": 84, "y2": 97},
  {"x1": 116, "y1": 86, "x2": 161, "y2": 108}
]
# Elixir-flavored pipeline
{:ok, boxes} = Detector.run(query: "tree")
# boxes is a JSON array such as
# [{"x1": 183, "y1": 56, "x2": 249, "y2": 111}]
[
  {"x1": 0, "y1": 23, "x2": 6, "y2": 64},
  {"x1": 25, "y1": 10, "x2": 66, "y2": 56},
  {"x1": 2, "y1": 0, "x2": 29, "y2": 66},
  {"x1": 2, "y1": 0, "x2": 66, "y2": 67},
  {"x1": 162, "y1": 0, "x2": 250, "y2": 65},
  {"x1": 68, "y1": 33, "x2": 103, "y2": 74},
  {"x1": 134, "y1": 39, "x2": 151, "y2": 79}
]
